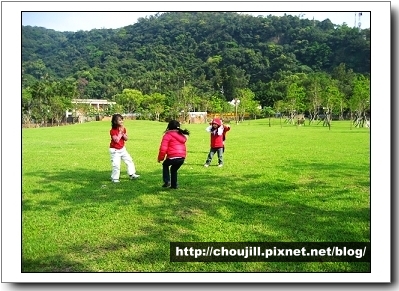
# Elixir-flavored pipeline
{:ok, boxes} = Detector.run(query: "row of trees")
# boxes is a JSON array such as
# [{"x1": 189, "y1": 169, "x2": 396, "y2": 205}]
[
  {"x1": 22, "y1": 76, "x2": 77, "y2": 125},
  {"x1": 22, "y1": 63, "x2": 369, "y2": 128},
  {"x1": 22, "y1": 12, "x2": 370, "y2": 126}
]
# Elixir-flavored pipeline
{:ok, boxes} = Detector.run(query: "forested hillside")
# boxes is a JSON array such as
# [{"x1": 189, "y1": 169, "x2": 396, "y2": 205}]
[{"x1": 22, "y1": 12, "x2": 370, "y2": 125}]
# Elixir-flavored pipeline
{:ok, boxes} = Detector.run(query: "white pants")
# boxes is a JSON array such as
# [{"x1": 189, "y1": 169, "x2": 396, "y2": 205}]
[{"x1": 109, "y1": 147, "x2": 136, "y2": 180}]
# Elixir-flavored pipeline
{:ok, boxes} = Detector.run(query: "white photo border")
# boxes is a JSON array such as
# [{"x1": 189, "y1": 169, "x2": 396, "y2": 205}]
[{"x1": 1, "y1": 0, "x2": 391, "y2": 284}]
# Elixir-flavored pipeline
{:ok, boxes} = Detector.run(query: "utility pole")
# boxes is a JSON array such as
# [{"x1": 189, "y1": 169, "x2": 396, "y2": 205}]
[
  {"x1": 234, "y1": 98, "x2": 240, "y2": 125},
  {"x1": 354, "y1": 12, "x2": 357, "y2": 28},
  {"x1": 354, "y1": 12, "x2": 362, "y2": 29}
]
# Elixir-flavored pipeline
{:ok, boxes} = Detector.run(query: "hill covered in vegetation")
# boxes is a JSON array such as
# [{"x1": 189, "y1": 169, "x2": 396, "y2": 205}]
[{"x1": 22, "y1": 12, "x2": 370, "y2": 124}]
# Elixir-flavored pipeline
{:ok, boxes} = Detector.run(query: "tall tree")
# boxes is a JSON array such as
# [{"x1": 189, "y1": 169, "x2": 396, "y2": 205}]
[
  {"x1": 141, "y1": 92, "x2": 166, "y2": 121},
  {"x1": 350, "y1": 75, "x2": 370, "y2": 128},
  {"x1": 114, "y1": 89, "x2": 144, "y2": 114},
  {"x1": 236, "y1": 88, "x2": 258, "y2": 123},
  {"x1": 321, "y1": 80, "x2": 343, "y2": 130},
  {"x1": 221, "y1": 65, "x2": 249, "y2": 101}
]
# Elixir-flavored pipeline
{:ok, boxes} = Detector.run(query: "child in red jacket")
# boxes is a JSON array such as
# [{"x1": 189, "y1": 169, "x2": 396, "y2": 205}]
[
  {"x1": 204, "y1": 118, "x2": 230, "y2": 167},
  {"x1": 158, "y1": 120, "x2": 190, "y2": 189},
  {"x1": 109, "y1": 114, "x2": 140, "y2": 183}
]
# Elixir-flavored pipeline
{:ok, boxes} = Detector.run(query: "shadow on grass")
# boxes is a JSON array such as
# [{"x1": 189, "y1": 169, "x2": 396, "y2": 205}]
[
  {"x1": 22, "y1": 158, "x2": 370, "y2": 272},
  {"x1": 23, "y1": 255, "x2": 92, "y2": 272}
]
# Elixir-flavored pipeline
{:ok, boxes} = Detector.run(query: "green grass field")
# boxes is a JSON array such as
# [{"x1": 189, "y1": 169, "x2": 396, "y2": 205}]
[{"x1": 22, "y1": 118, "x2": 370, "y2": 272}]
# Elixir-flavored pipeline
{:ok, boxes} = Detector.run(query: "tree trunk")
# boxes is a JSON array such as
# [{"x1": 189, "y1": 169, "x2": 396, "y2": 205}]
[{"x1": 350, "y1": 111, "x2": 353, "y2": 130}]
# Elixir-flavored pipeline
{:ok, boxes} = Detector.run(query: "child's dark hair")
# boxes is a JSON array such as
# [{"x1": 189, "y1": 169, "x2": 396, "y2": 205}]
[
  {"x1": 166, "y1": 120, "x2": 190, "y2": 135},
  {"x1": 111, "y1": 114, "x2": 123, "y2": 129}
]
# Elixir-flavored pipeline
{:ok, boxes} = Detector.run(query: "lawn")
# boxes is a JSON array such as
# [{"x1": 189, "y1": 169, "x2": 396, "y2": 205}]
[{"x1": 22, "y1": 118, "x2": 370, "y2": 272}]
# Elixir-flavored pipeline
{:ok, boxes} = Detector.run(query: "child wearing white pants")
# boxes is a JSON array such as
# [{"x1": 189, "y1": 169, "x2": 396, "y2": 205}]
[
  {"x1": 109, "y1": 146, "x2": 138, "y2": 182},
  {"x1": 109, "y1": 114, "x2": 140, "y2": 182}
]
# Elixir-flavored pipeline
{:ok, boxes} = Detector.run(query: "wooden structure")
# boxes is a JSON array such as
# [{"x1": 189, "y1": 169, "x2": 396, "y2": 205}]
[
  {"x1": 182, "y1": 112, "x2": 208, "y2": 124},
  {"x1": 65, "y1": 99, "x2": 116, "y2": 119}
]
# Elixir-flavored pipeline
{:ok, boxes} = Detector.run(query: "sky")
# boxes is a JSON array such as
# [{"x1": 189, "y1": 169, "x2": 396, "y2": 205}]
[{"x1": 22, "y1": 11, "x2": 370, "y2": 32}]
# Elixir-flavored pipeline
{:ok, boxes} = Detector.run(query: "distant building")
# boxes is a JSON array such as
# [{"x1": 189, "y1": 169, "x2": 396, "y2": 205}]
[
  {"x1": 181, "y1": 112, "x2": 208, "y2": 124},
  {"x1": 71, "y1": 99, "x2": 116, "y2": 111},
  {"x1": 65, "y1": 99, "x2": 116, "y2": 120}
]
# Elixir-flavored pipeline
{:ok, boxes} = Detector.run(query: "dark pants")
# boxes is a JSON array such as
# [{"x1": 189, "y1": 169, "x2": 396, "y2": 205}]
[
  {"x1": 162, "y1": 158, "x2": 185, "y2": 188},
  {"x1": 205, "y1": 147, "x2": 224, "y2": 165}
]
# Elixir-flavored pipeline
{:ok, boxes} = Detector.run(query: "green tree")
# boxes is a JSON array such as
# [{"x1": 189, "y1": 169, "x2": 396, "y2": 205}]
[
  {"x1": 22, "y1": 88, "x2": 33, "y2": 124},
  {"x1": 304, "y1": 72, "x2": 326, "y2": 123},
  {"x1": 322, "y1": 81, "x2": 343, "y2": 130},
  {"x1": 222, "y1": 65, "x2": 249, "y2": 101},
  {"x1": 350, "y1": 75, "x2": 370, "y2": 128},
  {"x1": 285, "y1": 82, "x2": 306, "y2": 124},
  {"x1": 180, "y1": 84, "x2": 199, "y2": 121},
  {"x1": 48, "y1": 96, "x2": 72, "y2": 125},
  {"x1": 142, "y1": 92, "x2": 166, "y2": 121},
  {"x1": 209, "y1": 95, "x2": 224, "y2": 117},
  {"x1": 332, "y1": 63, "x2": 356, "y2": 119},
  {"x1": 23, "y1": 59, "x2": 47, "y2": 79},
  {"x1": 273, "y1": 99, "x2": 286, "y2": 128},
  {"x1": 104, "y1": 104, "x2": 124, "y2": 117},
  {"x1": 262, "y1": 106, "x2": 275, "y2": 127},
  {"x1": 114, "y1": 89, "x2": 144, "y2": 114},
  {"x1": 29, "y1": 79, "x2": 53, "y2": 125},
  {"x1": 236, "y1": 88, "x2": 257, "y2": 123}
]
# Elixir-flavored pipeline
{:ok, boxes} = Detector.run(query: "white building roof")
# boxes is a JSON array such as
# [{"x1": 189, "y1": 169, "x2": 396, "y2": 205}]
[{"x1": 72, "y1": 99, "x2": 116, "y2": 105}]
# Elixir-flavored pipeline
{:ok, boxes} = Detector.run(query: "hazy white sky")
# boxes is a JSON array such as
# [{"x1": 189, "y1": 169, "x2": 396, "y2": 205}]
[{"x1": 22, "y1": 11, "x2": 370, "y2": 32}]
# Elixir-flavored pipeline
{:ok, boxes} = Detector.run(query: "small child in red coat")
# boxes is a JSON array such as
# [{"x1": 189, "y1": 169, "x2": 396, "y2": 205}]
[
  {"x1": 109, "y1": 114, "x2": 140, "y2": 183},
  {"x1": 204, "y1": 118, "x2": 230, "y2": 167},
  {"x1": 158, "y1": 120, "x2": 190, "y2": 189}
]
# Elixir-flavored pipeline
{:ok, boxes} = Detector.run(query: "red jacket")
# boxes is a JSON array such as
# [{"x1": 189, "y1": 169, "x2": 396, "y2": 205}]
[
  {"x1": 158, "y1": 130, "x2": 188, "y2": 161},
  {"x1": 208, "y1": 125, "x2": 230, "y2": 148}
]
